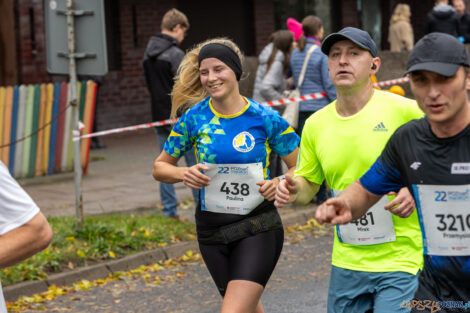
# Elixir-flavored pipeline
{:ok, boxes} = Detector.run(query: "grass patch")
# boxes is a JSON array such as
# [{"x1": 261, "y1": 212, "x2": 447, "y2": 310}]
[{"x1": 0, "y1": 213, "x2": 195, "y2": 286}]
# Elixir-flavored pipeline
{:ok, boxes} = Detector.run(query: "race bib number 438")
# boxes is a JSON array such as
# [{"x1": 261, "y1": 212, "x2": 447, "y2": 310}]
[
  {"x1": 201, "y1": 163, "x2": 264, "y2": 215},
  {"x1": 413, "y1": 184, "x2": 470, "y2": 256}
]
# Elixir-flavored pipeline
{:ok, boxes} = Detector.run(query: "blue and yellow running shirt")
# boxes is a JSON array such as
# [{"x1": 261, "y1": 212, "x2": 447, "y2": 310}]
[{"x1": 164, "y1": 97, "x2": 300, "y2": 228}]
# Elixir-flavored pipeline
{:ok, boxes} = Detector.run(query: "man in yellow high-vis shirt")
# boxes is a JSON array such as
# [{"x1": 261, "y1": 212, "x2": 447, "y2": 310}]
[{"x1": 275, "y1": 27, "x2": 424, "y2": 313}]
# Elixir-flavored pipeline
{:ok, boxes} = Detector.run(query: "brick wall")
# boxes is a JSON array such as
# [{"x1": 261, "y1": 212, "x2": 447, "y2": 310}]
[
  {"x1": 0, "y1": 0, "x2": 18, "y2": 85},
  {"x1": 97, "y1": 0, "x2": 175, "y2": 130},
  {"x1": 340, "y1": 0, "x2": 359, "y2": 28},
  {"x1": 97, "y1": 0, "x2": 275, "y2": 130},
  {"x1": 15, "y1": 0, "x2": 275, "y2": 131},
  {"x1": 253, "y1": 0, "x2": 276, "y2": 55},
  {"x1": 17, "y1": 0, "x2": 49, "y2": 84}
]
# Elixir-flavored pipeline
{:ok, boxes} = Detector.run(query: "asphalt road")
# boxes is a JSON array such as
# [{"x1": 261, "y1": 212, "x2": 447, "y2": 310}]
[{"x1": 22, "y1": 225, "x2": 334, "y2": 313}]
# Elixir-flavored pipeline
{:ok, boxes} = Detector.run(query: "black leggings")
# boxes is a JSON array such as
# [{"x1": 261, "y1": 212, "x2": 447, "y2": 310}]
[{"x1": 198, "y1": 228, "x2": 284, "y2": 296}]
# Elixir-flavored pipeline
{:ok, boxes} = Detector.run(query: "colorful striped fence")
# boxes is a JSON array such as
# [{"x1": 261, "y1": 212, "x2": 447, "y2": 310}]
[{"x1": 0, "y1": 81, "x2": 97, "y2": 179}]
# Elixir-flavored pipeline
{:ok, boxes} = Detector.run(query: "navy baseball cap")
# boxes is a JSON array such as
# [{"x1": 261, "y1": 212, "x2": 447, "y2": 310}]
[
  {"x1": 405, "y1": 32, "x2": 470, "y2": 77},
  {"x1": 321, "y1": 27, "x2": 377, "y2": 57}
]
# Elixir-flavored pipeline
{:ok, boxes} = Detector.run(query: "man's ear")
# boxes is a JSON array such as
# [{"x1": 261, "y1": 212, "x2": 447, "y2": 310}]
[{"x1": 370, "y1": 57, "x2": 381, "y2": 74}]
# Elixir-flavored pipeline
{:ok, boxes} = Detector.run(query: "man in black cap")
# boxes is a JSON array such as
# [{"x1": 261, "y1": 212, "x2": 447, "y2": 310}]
[
  {"x1": 316, "y1": 32, "x2": 470, "y2": 312},
  {"x1": 275, "y1": 27, "x2": 424, "y2": 313}
]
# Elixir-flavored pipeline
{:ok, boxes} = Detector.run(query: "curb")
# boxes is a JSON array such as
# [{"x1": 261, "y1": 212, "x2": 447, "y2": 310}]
[{"x1": 4, "y1": 206, "x2": 316, "y2": 302}]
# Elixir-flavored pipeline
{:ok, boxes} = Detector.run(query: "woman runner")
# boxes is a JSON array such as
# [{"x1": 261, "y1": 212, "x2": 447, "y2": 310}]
[{"x1": 152, "y1": 38, "x2": 300, "y2": 313}]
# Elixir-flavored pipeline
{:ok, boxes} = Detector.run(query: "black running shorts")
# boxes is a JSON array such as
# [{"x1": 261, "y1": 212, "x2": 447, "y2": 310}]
[{"x1": 198, "y1": 227, "x2": 284, "y2": 296}]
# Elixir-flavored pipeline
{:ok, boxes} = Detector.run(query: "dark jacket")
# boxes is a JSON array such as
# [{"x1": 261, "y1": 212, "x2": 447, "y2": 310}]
[
  {"x1": 458, "y1": 13, "x2": 470, "y2": 43},
  {"x1": 425, "y1": 4, "x2": 460, "y2": 37},
  {"x1": 143, "y1": 33, "x2": 184, "y2": 121}
]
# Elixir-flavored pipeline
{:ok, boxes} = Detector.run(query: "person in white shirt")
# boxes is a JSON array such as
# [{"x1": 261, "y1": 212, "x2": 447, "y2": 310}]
[{"x1": 0, "y1": 161, "x2": 52, "y2": 312}]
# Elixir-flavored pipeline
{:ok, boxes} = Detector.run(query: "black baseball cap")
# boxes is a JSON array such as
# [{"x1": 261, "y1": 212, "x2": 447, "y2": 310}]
[
  {"x1": 321, "y1": 27, "x2": 377, "y2": 57},
  {"x1": 406, "y1": 32, "x2": 470, "y2": 77}
]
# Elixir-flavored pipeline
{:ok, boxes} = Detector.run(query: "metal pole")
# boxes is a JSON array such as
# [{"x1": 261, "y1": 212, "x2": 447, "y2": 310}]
[{"x1": 66, "y1": 0, "x2": 83, "y2": 227}]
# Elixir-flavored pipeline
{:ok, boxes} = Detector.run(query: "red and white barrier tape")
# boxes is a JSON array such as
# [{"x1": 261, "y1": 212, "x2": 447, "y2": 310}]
[
  {"x1": 264, "y1": 92, "x2": 327, "y2": 107},
  {"x1": 74, "y1": 118, "x2": 178, "y2": 141},
  {"x1": 74, "y1": 76, "x2": 410, "y2": 141},
  {"x1": 73, "y1": 93, "x2": 329, "y2": 140},
  {"x1": 373, "y1": 76, "x2": 409, "y2": 88}
]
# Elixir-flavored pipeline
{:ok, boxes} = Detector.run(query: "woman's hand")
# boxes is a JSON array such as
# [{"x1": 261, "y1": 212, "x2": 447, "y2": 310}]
[
  {"x1": 183, "y1": 163, "x2": 211, "y2": 189},
  {"x1": 256, "y1": 178, "x2": 281, "y2": 201}
]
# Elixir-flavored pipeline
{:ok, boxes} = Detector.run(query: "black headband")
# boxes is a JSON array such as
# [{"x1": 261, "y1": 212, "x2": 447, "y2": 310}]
[{"x1": 198, "y1": 43, "x2": 242, "y2": 81}]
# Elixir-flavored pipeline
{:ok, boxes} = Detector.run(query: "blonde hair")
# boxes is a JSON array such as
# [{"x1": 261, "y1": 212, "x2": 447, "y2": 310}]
[
  {"x1": 170, "y1": 37, "x2": 244, "y2": 117},
  {"x1": 390, "y1": 4, "x2": 411, "y2": 24},
  {"x1": 161, "y1": 8, "x2": 190, "y2": 31}
]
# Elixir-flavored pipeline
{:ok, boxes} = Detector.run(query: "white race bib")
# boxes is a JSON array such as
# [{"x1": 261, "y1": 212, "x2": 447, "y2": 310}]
[
  {"x1": 413, "y1": 184, "x2": 470, "y2": 256},
  {"x1": 332, "y1": 189, "x2": 396, "y2": 245},
  {"x1": 201, "y1": 163, "x2": 265, "y2": 215}
]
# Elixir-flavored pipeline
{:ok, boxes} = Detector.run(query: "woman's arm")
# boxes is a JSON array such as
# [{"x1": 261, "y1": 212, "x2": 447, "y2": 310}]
[
  {"x1": 153, "y1": 151, "x2": 210, "y2": 189},
  {"x1": 153, "y1": 151, "x2": 186, "y2": 183},
  {"x1": 280, "y1": 147, "x2": 298, "y2": 176}
]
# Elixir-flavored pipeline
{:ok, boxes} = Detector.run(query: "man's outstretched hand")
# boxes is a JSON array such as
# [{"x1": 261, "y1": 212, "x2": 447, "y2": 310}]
[{"x1": 315, "y1": 197, "x2": 353, "y2": 225}]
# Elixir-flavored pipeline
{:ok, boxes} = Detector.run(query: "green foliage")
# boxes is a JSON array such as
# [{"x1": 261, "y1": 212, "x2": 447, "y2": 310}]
[{"x1": 0, "y1": 213, "x2": 195, "y2": 286}]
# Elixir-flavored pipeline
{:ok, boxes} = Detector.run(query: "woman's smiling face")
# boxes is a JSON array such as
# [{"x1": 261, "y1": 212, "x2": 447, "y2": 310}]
[{"x1": 199, "y1": 57, "x2": 238, "y2": 101}]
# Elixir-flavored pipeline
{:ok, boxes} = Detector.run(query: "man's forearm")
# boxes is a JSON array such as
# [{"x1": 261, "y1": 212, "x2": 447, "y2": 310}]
[
  {"x1": 294, "y1": 176, "x2": 320, "y2": 205},
  {"x1": 0, "y1": 213, "x2": 52, "y2": 268},
  {"x1": 339, "y1": 181, "x2": 381, "y2": 220}
]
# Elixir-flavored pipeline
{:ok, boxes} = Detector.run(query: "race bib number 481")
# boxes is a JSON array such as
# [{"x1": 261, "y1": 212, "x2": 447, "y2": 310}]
[
  {"x1": 201, "y1": 163, "x2": 265, "y2": 215},
  {"x1": 413, "y1": 184, "x2": 470, "y2": 256},
  {"x1": 332, "y1": 189, "x2": 396, "y2": 245}
]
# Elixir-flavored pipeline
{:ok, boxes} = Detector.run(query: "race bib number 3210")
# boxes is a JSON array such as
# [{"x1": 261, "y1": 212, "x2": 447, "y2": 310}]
[{"x1": 413, "y1": 184, "x2": 470, "y2": 256}]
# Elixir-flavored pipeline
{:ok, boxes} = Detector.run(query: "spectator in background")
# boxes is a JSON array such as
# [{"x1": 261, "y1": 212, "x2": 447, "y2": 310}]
[
  {"x1": 290, "y1": 15, "x2": 336, "y2": 204},
  {"x1": 0, "y1": 161, "x2": 53, "y2": 312},
  {"x1": 453, "y1": 0, "x2": 470, "y2": 42},
  {"x1": 253, "y1": 30, "x2": 294, "y2": 178},
  {"x1": 253, "y1": 30, "x2": 294, "y2": 113},
  {"x1": 290, "y1": 15, "x2": 336, "y2": 135},
  {"x1": 425, "y1": 0, "x2": 460, "y2": 37},
  {"x1": 287, "y1": 18, "x2": 303, "y2": 42},
  {"x1": 388, "y1": 4, "x2": 414, "y2": 52},
  {"x1": 143, "y1": 8, "x2": 198, "y2": 219}
]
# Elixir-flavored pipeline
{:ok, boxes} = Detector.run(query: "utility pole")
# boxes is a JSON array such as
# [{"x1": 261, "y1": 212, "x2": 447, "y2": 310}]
[
  {"x1": 45, "y1": 0, "x2": 108, "y2": 227},
  {"x1": 66, "y1": 0, "x2": 83, "y2": 227}
]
